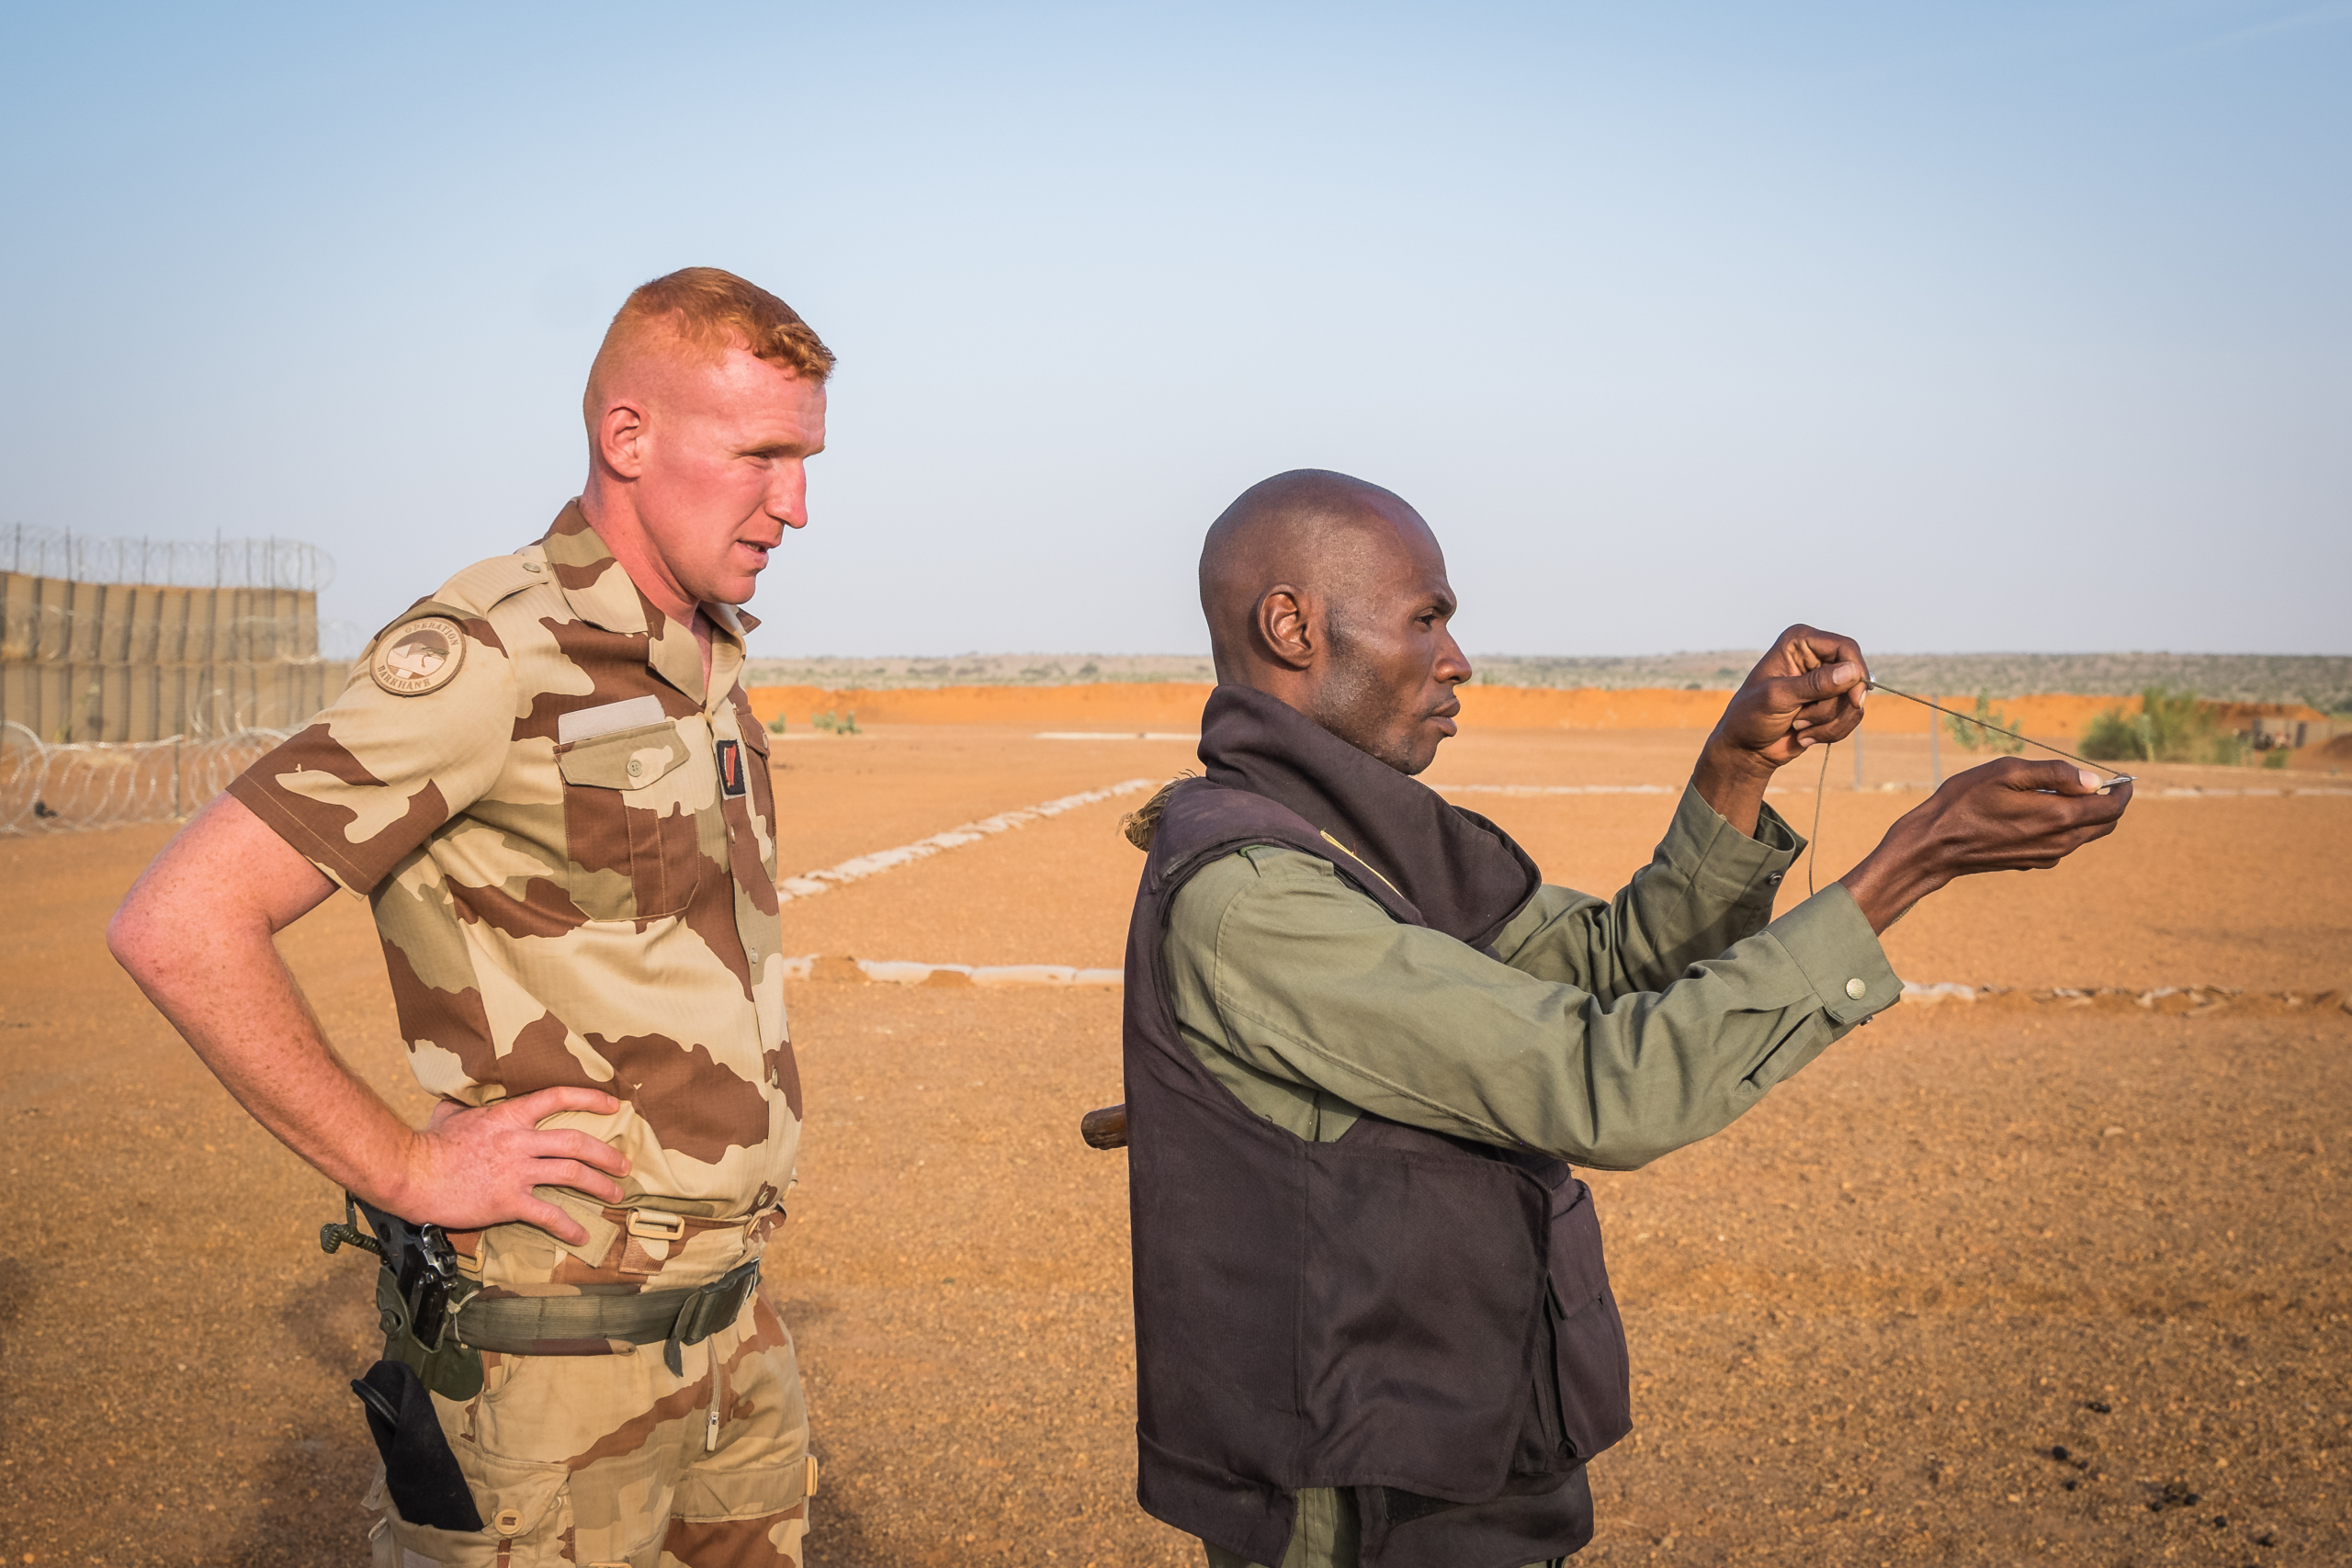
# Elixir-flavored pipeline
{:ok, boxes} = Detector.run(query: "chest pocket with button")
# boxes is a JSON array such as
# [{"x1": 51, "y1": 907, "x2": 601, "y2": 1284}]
[{"x1": 556, "y1": 720, "x2": 707, "y2": 921}]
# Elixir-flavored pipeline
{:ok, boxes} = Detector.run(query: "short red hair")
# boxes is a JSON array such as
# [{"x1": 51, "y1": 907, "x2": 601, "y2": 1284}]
[{"x1": 585, "y1": 266, "x2": 834, "y2": 420}]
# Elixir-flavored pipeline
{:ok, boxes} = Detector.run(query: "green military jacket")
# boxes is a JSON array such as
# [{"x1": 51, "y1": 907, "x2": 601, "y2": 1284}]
[
  {"x1": 1166, "y1": 783, "x2": 1899, "y2": 1163},
  {"x1": 1171, "y1": 783, "x2": 1899, "y2": 1568}
]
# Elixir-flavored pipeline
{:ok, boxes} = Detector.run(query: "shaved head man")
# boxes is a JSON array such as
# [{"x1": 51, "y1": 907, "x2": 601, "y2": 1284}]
[
  {"x1": 1200, "y1": 470, "x2": 1464, "y2": 775},
  {"x1": 1116, "y1": 469, "x2": 2129, "y2": 1568},
  {"x1": 113, "y1": 268, "x2": 830, "y2": 1563}
]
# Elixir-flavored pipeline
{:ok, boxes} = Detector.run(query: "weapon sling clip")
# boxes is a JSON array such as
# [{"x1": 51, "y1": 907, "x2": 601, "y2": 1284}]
[{"x1": 319, "y1": 1192, "x2": 385, "y2": 1258}]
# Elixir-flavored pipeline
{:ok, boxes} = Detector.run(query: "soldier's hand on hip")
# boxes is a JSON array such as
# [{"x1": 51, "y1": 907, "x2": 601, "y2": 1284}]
[
  {"x1": 391, "y1": 1086, "x2": 633, "y2": 1243},
  {"x1": 1839, "y1": 759, "x2": 2132, "y2": 931}
]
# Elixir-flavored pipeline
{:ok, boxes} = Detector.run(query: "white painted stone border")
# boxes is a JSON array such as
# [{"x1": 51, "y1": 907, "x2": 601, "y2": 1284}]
[
  {"x1": 777, "y1": 955, "x2": 1123, "y2": 987},
  {"x1": 777, "y1": 963, "x2": 2343, "y2": 1008},
  {"x1": 1899, "y1": 982, "x2": 2349, "y2": 1010},
  {"x1": 1436, "y1": 783, "x2": 1676, "y2": 796},
  {"x1": 2145, "y1": 785, "x2": 2352, "y2": 797},
  {"x1": 1434, "y1": 781, "x2": 2352, "y2": 799},
  {"x1": 775, "y1": 777, "x2": 1156, "y2": 904},
  {"x1": 1035, "y1": 732, "x2": 1200, "y2": 741}
]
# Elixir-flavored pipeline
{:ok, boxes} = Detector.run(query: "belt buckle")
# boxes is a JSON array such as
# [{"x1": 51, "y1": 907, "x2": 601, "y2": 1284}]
[
  {"x1": 662, "y1": 1258, "x2": 762, "y2": 1376},
  {"x1": 627, "y1": 1209, "x2": 688, "y2": 1242}
]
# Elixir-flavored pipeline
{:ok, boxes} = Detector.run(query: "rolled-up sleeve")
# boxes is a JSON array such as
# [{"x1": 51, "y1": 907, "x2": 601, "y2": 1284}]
[{"x1": 1167, "y1": 841, "x2": 1900, "y2": 1169}]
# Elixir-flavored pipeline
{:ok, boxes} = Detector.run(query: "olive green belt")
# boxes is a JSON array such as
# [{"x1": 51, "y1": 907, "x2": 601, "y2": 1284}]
[{"x1": 455, "y1": 1256, "x2": 762, "y2": 1375}]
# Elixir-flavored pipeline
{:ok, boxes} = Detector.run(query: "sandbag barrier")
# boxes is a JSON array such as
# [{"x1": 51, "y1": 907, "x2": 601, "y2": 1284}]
[{"x1": 0, "y1": 720, "x2": 290, "y2": 836}]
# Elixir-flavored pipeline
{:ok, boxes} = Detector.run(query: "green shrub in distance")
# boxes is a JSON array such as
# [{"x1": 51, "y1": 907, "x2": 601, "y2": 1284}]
[
  {"x1": 2262, "y1": 748, "x2": 2290, "y2": 770},
  {"x1": 2079, "y1": 706, "x2": 2144, "y2": 761},
  {"x1": 766, "y1": 714, "x2": 787, "y2": 734},
  {"x1": 2078, "y1": 686, "x2": 2245, "y2": 765},
  {"x1": 810, "y1": 709, "x2": 862, "y2": 736},
  {"x1": 1945, "y1": 690, "x2": 2027, "y2": 753}
]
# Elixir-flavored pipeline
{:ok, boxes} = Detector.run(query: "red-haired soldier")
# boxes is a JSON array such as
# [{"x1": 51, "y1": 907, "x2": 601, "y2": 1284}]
[{"x1": 113, "y1": 268, "x2": 830, "y2": 1565}]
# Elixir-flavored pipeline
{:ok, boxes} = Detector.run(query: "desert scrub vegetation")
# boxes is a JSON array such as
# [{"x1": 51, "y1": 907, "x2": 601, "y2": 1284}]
[
  {"x1": 1943, "y1": 691, "x2": 2028, "y2": 753},
  {"x1": 2079, "y1": 686, "x2": 2245, "y2": 765}
]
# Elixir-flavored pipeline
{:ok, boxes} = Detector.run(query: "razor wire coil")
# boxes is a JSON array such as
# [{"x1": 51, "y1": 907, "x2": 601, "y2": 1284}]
[
  {"x1": 4, "y1": 524, "x2": 333, "y2": 592},
  {"x1": 0, "y1": 721, "x2": 293, "y2": 836}
]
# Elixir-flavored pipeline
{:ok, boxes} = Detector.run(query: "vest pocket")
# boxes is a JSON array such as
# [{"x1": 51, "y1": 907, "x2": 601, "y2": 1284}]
[
  {"x1": 557, "y1": 722, "x2": 701, "y2": 920},
  {"x1": 1546, "y1": 1279, "x2": 1633, "y2": 1461},
  {"x1": 1545, "y1": 1182, "x2": 1634, "y2": 1462}
]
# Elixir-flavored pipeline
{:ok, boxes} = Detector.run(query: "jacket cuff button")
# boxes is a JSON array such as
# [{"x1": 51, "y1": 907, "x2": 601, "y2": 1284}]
[{"x1": 1844, "y1": 977, "x2": 1868, "y2": 1000}]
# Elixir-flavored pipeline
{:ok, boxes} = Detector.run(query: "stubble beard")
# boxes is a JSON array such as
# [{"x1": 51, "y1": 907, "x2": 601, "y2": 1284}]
[{"x1": 1310, "y1": 618, "x2": 1428, "y2": 776}]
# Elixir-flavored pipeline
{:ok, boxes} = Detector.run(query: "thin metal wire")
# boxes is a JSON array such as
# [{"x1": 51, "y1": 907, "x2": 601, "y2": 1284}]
[
  {"x1": 1864, "y1": 680, "x2": 2131, "y2": 781},
  {"x1": 1807, "y1": 741, "x2": 1831, "y2": 897},
  {"x1": 1797, "y1": 679, "x2": 2131, "y2": 897}
]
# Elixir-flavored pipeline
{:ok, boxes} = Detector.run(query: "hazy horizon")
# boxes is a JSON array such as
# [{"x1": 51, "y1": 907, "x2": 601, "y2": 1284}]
[{"x1": 733, "y1": 650, "x2": 2352, "y2": 709}]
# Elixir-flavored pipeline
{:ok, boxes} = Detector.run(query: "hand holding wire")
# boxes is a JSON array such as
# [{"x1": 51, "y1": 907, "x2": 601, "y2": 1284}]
[{"x1": 1708, "y1": 625, "x2": 1871, "y2": 773}]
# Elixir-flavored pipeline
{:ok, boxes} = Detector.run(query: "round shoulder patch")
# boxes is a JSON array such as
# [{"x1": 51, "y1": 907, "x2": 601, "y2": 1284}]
[{"x1": 370, "y1": 615, "x2": 468, "y2": 696}]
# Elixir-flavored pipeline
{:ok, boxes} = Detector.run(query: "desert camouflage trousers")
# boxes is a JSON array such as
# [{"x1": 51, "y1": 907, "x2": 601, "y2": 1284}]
[{"x1": 366, "y1": 1292, "x2": 811, "y2": 1567}]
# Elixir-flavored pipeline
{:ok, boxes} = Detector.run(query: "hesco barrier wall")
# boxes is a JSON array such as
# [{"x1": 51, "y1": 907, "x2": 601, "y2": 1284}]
[{"x1": 0, "y1": 570, "x2": 349, "y2": 743}]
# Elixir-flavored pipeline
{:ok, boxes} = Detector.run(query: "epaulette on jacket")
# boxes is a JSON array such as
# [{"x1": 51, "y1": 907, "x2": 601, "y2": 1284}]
[{"x1": 368, "y1": 547, "x2": 557, "y2": 646}]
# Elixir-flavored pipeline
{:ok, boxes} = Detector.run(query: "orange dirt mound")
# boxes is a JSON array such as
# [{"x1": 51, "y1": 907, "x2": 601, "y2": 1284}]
[
  {"x1": 748, "y1": 682, "x2": 2136, "y2": 738},
  {"x1": 749, "y1": 682, "x2": 1212, "y2": 730},
  {"x1": 2290, "y1": 731, "x2": 2352, "y2": 770}
]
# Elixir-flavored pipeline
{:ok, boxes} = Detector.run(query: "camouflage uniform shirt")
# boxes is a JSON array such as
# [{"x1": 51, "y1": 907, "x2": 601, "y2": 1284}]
[{"x1": 229, "y1": 502, "x2": 797, "y2": 1258}]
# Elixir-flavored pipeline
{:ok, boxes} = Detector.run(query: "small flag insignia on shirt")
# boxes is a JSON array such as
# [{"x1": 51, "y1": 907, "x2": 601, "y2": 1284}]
[{"x1": 717, "y1": 738, "x2": 745, "y2": 797}]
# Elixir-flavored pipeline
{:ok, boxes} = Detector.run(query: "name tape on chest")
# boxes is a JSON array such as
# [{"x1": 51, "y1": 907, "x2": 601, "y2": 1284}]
[
  {"x1": 557, "y1": 694, "x2": 670, "y2": 744},
  {"x1": 369, "y1": 615, "x2": 467, "y2": 696}
]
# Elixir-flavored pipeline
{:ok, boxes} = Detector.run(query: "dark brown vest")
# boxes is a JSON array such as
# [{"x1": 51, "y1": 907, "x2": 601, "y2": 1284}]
[{"x1": 1122, "y1": 687, "x2": 1634, "y2": 1568}]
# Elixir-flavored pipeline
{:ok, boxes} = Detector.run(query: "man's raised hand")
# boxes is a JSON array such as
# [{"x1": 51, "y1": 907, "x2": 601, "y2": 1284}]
[
  {"x1": 1839, "y1": 758, "x2": 2132, "y2": 932},
  {"x1": 1691, "y1": 625, "x2": 1869, "y2": 835},
  {"x1": 386, "y1": 1086, "x2": 633, "y2": 1245},
  {"x1": 1713, "y1": 625, "x2": 1871, "y2": 769}
]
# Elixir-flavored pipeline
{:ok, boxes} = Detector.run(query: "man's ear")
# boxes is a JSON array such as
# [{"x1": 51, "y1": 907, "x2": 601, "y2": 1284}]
[
  {"x1": 595, "y1": 400, "x2": 650, "y2": 480},
  {"x1": 1256, "y1": 586, "x2": 1317, "y2": 671}
]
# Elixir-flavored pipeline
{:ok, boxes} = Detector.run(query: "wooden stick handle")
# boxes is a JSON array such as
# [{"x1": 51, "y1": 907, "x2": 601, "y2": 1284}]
[{"x1": 1080, "y1": 1103, "x2": 1128, "y2": 1150}]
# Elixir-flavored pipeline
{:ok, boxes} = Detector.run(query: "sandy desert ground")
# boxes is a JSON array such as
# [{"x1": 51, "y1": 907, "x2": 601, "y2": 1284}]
[{"x1": 1, "y1": 716, "x2": 2346, "y2": 1566}]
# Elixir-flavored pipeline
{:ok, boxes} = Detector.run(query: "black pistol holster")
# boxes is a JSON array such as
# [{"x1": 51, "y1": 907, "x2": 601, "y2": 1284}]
[
  {"x1": 350, "y1": 1359, "x2": 485, "y2": 1533},
  {"x1": 322, "y1": 1191, "x2": 485, "y2": 1402}
]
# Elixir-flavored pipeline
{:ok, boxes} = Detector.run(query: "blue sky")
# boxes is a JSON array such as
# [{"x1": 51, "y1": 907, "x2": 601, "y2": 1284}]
[{"x1": 3, "y1": 2, "x2": 2346, "y2": 658}]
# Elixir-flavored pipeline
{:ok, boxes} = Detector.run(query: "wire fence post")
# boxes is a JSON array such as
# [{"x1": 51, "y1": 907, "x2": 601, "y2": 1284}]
[{"x1": 1852, "y1": 732, "x2": 1865, "y2": 792}]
